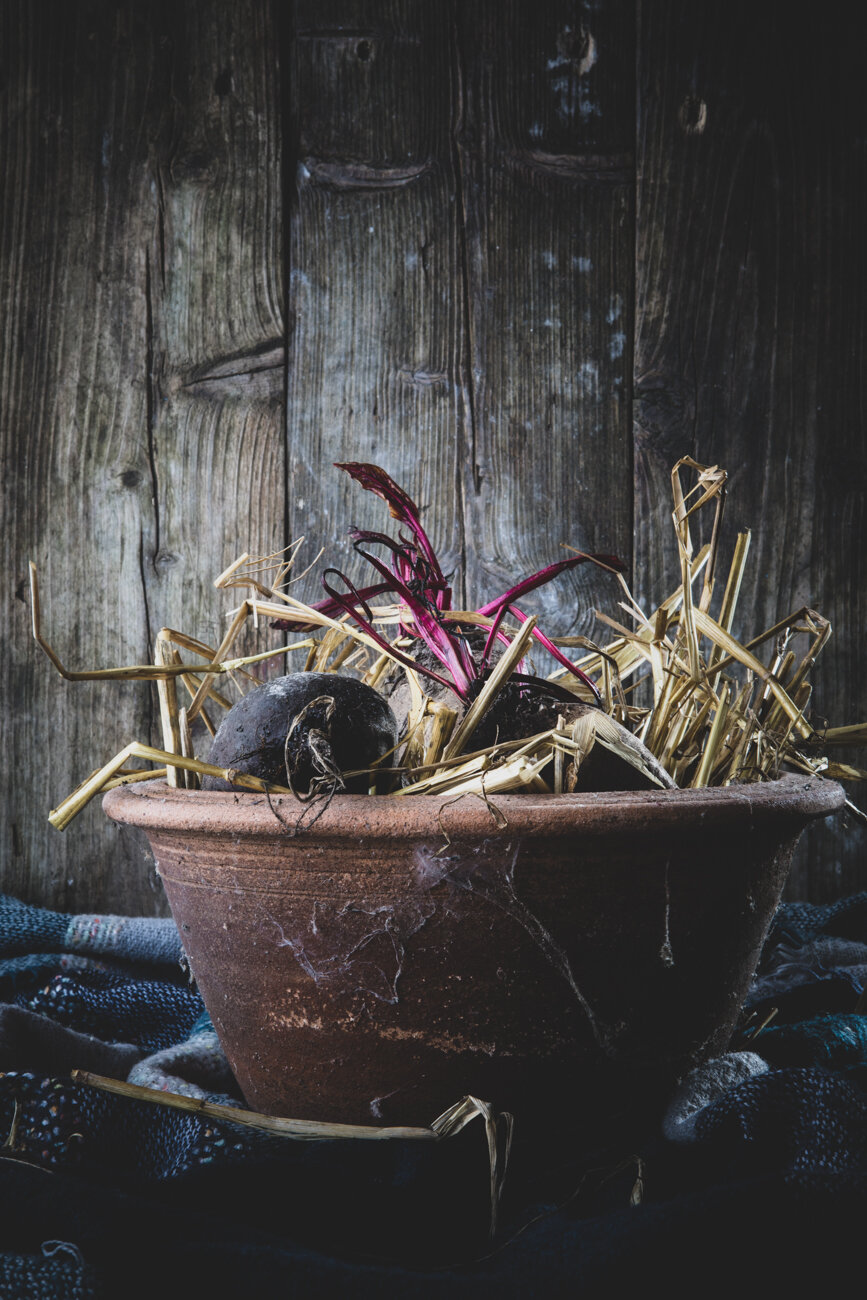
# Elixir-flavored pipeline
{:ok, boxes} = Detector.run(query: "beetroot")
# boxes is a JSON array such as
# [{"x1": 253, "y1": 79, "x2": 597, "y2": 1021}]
[{"x1": 201, "y1": 672, "x2": 398, "y2": 795}]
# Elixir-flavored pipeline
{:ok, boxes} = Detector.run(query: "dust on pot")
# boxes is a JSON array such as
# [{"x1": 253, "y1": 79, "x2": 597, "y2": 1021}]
[{"x1": 103, "y1": 774, "x2": 844, "y2": 1136}]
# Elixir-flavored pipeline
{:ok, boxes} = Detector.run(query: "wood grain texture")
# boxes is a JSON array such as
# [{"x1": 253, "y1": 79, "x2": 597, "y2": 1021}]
[
  {"x1": 634, "y1": 1, "x2": 867, "y2": 898},
  {"x1": 1, "y1": 2, "x2": 165, "y2": 912},
  {"x1": 286, "y1": 1, "x2": 467, "y2": 602},
  {"x1": 456, "y1": 0, "x2": 635, "y2": 641},
  {"x1": 0, "y1": 0, "x2": 284, "y2": 912},
  {"x1": 287, "y1": 0, "x2": 635, "y2": 644},
  {"x1": 1, "y1": 1, "x2": 863, "y2": 911},
  {"x1": 143, "y1": 0, "x2": 285, "y2": 689}
]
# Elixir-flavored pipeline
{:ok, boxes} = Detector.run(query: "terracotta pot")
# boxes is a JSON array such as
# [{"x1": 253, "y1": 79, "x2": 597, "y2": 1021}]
[{"x1": 104, "y1": 775, "x2": 843, "y2": 1134}]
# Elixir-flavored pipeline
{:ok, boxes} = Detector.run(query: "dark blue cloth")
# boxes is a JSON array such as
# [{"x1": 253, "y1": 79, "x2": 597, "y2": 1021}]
[
  {"x1": 1, "y1": 889, "x2": 866, "y2": 1297},
  {"x1": 764, "y1": 892, "x2": 867, "y2": 947},
  {"x1": 0, "y1": 894, "x2": 69, "y2": 956},
  {"x1": 24, "y1": 967, "x2": 201, "y2": 1055}
]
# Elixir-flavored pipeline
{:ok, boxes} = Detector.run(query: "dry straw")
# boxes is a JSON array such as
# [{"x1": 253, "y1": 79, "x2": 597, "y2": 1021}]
[
  {"x1": 32, "y1": 460, "x2": 865, "y2": 829},
  {"x1": 71, "y1": 1071, "x2": 512, "y2": 1237}
]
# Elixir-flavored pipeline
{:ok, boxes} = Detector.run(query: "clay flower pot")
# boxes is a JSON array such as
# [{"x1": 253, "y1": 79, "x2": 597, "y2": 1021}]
[{"x1": 104, "y1": 774, "x2": 843, "y2": 1133}]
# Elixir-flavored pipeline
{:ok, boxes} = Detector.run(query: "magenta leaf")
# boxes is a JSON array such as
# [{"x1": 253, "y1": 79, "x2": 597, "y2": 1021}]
[
  {"x1": 480, "y1": 602, "x2": 512, "y2": 670},
  {"x1": 494, "y1": 606, "x2": 601, "y2": 702},
  {"x1": 320, "y1": 569, "x2": 461, "y2": 695},
  {"x1": 324, "y1": 464, "x2": 622, "y2": 707},
  {"x1": 473, "y1": 552, "x2": 625, "y2": 704},
  {"x1": 336, "y1": 463, "x2": 446, "y2": 585},
  {"x1": 350, "y1": 542, "x2": 475, "y2": 697},
  {"x1": 347, "y1": 527, "x2": 452, "y2": 613},
  {"x1": 476, "y1": 553, "x2": 625, "y2": 619}
]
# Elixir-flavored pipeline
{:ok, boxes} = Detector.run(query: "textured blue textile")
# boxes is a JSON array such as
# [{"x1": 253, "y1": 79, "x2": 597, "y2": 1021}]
[
  {"x1": 0, "y1": 1239, "x2": 97, "y2": 1300},
  {"x1": 753, "y1": 1012, "x2": 867, "y2": 1075},
  {"x1": 764, "y1": 891, "x2": 867, "y2": 947},
  {"x1": 25, "y1": 967, "x2": 201, "y2": 1054},
  {"x1": 1, "y1": 888, "x2": 866, "y2": 1296},
  {"x1": 0, "y1": 894, "x2": 69, "y2": 956}
]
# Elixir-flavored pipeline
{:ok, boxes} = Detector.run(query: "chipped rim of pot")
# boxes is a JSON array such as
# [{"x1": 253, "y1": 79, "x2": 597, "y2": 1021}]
[{"x1": 103, "y1": 773, "x2": 846, "y2": 840}]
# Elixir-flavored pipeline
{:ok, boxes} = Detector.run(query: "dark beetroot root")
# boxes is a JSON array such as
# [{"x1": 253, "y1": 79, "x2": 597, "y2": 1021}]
[
  {"x1": 384, "y1": 640, "x2": 674, "y2": 793},
  {"x1": 201, "y1": 672, "x2": 398, "y2": 795},
  {"x1": 471, "y1": 681, "x2": 675, "y2": 791}
]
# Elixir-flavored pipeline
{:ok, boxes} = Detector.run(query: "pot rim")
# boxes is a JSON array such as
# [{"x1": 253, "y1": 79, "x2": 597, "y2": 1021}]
[{"x1": 102, "y1": 772, "x2": 845, "y2": 840}]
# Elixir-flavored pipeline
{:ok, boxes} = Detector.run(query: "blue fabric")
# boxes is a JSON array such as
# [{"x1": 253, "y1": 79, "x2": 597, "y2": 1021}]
[
  {"x1": 764, "y1": 892, "x2": 867, "y2": 947},
  {"x1": 1, "y1": 888, "x2": 866, "y2": 1296},
  {"x1": 0, "y1": 894, "x2": 69, "y2": 956},
  {"x1": 24, "y1": 967, "x2": 201, "y2": 1055},
  {"x1": 752, "y1": 1012, "x2": 867, "y2": 1076},
  {"x1": 0, "y1": 1239, "x2": 97, "y2": 1299}
]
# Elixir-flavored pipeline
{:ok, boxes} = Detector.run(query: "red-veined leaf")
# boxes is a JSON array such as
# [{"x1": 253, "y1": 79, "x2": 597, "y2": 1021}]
[
  {"x1": 320, "y1": 569, "x2": 461, "y2": 695},
  {"x1": 476, "y1": 553, "x2": 625, "y2": 619},
  {"x1": 336, "y1": 462, "x2": 446, "y2": 585}
]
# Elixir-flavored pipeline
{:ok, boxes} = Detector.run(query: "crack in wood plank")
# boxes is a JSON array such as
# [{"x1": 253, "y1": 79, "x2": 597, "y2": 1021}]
[
  {"x1": 295, "y1": 28, "x2": 421, "y2": 45},
  {"x1": 505, "y1": 149, "x2": 634, "y2": 184},
  {"x1": 396, "y1": 366, "x2": 449, "y2": 389},
  {"x1": 175, "y1": 341, "x2": 285, "y2": 399},
  {"x1": 300, "y1": 157, "x2": 433, "y2": 191}
]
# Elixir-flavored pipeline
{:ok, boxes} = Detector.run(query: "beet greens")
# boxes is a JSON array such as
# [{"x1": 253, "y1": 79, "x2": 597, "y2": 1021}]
[{"x1": 275, "y1": 463, "x2": 625, "y2": 705}]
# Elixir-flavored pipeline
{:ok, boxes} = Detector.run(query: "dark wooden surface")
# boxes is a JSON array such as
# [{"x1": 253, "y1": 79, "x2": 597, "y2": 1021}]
[
  {"x1": 453, "y1": 0, "x2": 634, "y2": 633},
  {"x1": 0, "y1": 0, "x2": 285, "y2": 914},
  {"x1": 1, "y1": 2, "x2": 164, "y2": 913},
  {"x1": 634, "y1": 1, "x2": 867, "y2": 896},
  {"x1": 287, "y1": 1, "x2": 467, "y2": 592},
  {"x1": 1, "y1": 0, "x2": 864, "y2": 912}
]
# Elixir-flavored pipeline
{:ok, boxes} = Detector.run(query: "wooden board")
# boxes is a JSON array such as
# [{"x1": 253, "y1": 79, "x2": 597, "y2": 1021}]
[
  {"x1": 1, "y1": 2, "x2": 165, "y2": 913},
  {"x1": 286, "y1": 1, "x2": 467, "y2": 600},
  {"x1": 0, "y1": 0, "x2": 284, "y2": 913},
  {"x1": 1, "y1": 0, "x2": 864, "y2": 911},
  {"x1": 634, "y1": 0, "x2": 867, "y2": 899},
  {"x1": 288, "y1": 0, "x2": 635, "y2": 654},
  {"x1": 143, "y1": 0, "x2": 286, "y2": 718},
  {"x1": 455, "y1": 0, "x2": 635, "y2": 640}
]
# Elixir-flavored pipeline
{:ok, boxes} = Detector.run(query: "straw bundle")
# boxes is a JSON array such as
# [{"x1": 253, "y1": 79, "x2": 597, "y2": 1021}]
[{"x1": 33, "y1": 459, "x2": 864, "y2": 829}]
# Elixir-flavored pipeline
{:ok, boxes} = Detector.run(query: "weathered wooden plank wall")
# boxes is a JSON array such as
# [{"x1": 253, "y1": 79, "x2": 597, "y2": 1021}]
[
  {"x1": 634, "y1": 2, "x2": 867, "y2": 897},
  {"x1": 1, "y1": 2, "x2": 163, "y2": 913},
  {"x1": 453, "y1": 0, "x2": 634, "y2": 635},
  {"x1": 1, "y1": 0, "x2": 864, "y2": 913},
  {"x1": 1, "y1": 0, "x2": 285, "y2": 914},
  {"x1": 286, "y1": 0, "x2": 634, "y2": 676},
  {"x1": 287, "y1": 1, "x2": 467, "y2": 594}
]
